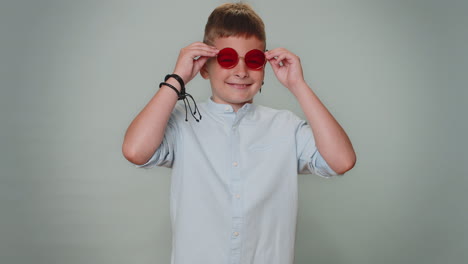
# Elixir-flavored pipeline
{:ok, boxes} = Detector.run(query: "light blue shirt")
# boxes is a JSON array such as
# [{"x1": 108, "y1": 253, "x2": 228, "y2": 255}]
[{"x1": 138, "y1": 98, "x2": 338, "y2": 264}]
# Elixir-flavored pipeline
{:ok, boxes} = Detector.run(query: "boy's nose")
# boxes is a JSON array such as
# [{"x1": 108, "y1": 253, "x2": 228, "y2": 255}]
[{"x1": 233, "y1": 59, "x2": 249, "y2": 78}]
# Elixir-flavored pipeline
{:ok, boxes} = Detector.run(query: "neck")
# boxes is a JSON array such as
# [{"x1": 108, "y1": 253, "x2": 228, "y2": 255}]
[{"x1": 210, "y1": 97, "x2": 253, "y2": 112}]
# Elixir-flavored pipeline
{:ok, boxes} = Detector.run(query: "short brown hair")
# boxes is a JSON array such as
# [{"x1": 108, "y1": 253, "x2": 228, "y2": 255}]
[{"x1": 203, "y1": 3, "x2": 266, "y2": 48}]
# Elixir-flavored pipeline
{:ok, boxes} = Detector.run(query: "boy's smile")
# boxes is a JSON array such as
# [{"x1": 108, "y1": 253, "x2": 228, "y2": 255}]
[{"x1": 201, "y1": 36, "x2": 265, "y2": 111}]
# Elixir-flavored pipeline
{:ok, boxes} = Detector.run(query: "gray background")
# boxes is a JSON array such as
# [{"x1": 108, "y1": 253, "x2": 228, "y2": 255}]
[{"x1": 1, "y1": 0, "x2": 467, "y2": 263}]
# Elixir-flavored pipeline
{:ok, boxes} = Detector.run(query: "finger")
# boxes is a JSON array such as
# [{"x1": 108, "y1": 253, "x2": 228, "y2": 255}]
[
  {"x1": 265, "y1": 49, "x2": 297, "y2": 63},
  {"x1": 279, "y1": 53, "x2": 300, "y2": 68},
  {"x1": 186, "y1": 42, "x2": 218, "y2": 53},
  {"x1": 186, "y1": 41, "x2": 217, "y2": 49},
  {"x1": 265, "y1": 54, "x2": 285, "y2": 68},
  {"x1": 187, "y1": 47, "x2": 219, "y2": 58},
  {"x1": 187, "y1": 46, "x2": 218, "y2": 54},
  {"x1": 268, "y1": 57, "x2": 281, "y2": 73},
  {"x1": 181, "y1": 43, "x2": 218, "y2": 58},
  {"x1": 267, "y1": 55, "x2": 286, "y2": 68},
  {"x1": 265, "y1": 48, "x2": 288, "y2": 60}
]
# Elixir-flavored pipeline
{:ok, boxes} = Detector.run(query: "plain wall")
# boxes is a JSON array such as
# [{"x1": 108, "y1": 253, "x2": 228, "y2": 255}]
[{"x1": 1, "y1": 0, "x2": 467, "y2": 263}]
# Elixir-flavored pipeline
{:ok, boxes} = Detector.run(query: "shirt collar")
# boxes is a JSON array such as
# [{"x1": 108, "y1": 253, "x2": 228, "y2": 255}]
[{"x1": 206, "y1": 97, "x2": 255, "y2": 114}]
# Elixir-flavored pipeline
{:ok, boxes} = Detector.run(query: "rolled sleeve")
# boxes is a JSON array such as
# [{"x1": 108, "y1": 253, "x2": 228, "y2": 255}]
[
  {"x1": 296, "y1": 120, "x2": 338, "y2": 177},
  {"x1": 136, "y1": 108, "x2": 180, "y2": 169}
]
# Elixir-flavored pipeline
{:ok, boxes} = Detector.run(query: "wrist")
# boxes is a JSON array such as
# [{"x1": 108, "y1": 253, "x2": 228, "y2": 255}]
[
  {"x1": 164, "y1": 78, "x2": 182, "y2": 93},
  {"x1": 172, "y1": 72, "x2": 190, "y2": 86},
  {"x1": 288, "y1": 80, "x2": 309, "y2": 97},
  {"x1": 159, "y1": 73, "x2": 202, "y2": 122}
]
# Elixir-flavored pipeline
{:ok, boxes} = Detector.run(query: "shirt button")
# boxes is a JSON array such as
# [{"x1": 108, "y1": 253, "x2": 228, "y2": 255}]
[
  {"x1": 232, "y1": 162, "x2": 238, "y2": 167},
  {"x1": 233, "y1": 232, "x2": 240, "y2": 237},
  {"x1": 225, "y1": 106, "x2": 230, "y2": 111},
  {"x1": 235, "y1": 194, "x2": 241, "y2": 199}
]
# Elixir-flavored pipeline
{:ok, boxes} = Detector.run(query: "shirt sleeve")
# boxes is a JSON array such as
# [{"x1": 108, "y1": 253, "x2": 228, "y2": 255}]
[
  {"x1": 135, "y1": 106, "x2": 181, "y2": 169},
  {"x1": 295, "y1": 119, "x2": 340, "y2": 177}
]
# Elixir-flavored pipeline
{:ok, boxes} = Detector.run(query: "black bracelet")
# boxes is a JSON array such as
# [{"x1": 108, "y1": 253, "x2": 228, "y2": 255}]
[
  {"x1": 165, "y1": 74, "x2": 185, "y2": 90},
  {"x1": 159, "y1": 82, "x2": 181, "y2": 98},
  {"x1": 158, "y1": 74, "x2": 202, "y2": 122}
]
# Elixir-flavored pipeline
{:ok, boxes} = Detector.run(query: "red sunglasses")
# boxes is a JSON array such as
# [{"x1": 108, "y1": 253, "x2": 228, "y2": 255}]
[{"x1": 217, "y1": 48, "x2": 266, "y2": 70}]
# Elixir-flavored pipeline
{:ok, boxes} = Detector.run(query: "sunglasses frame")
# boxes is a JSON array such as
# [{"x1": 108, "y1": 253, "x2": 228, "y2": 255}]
[{"x1": 216, "y1": 48, "x2": 266, "y2": 70}]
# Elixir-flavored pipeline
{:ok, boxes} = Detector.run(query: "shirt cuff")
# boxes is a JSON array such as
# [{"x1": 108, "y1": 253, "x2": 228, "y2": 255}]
[{"x1": 310, "y1": 150, "x2": 340, "y2": 178}]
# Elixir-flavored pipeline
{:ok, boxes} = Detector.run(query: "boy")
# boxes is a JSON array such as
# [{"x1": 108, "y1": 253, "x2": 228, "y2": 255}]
[{"x1": 123, "y1": 3, "x2": 355, "y2": 264}]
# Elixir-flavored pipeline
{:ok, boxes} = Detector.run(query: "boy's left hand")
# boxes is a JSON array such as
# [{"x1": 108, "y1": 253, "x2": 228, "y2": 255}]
[{"x1": 265, "y1": 48, "x2": 306, "y2": 92}]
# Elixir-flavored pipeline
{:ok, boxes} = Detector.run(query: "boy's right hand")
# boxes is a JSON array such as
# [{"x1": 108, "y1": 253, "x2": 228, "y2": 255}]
[{"x1": 172, "y1": 42, "x2": 219, "y2": 85}]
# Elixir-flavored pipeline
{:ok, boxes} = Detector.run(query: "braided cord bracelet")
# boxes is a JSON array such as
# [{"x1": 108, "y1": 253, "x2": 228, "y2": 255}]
[{"x1": 159, "y1": 74, "x2": 202, "y2": 122}]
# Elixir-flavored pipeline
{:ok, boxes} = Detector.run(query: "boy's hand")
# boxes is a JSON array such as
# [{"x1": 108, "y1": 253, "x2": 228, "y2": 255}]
[
  {"x1": 173, "y1": 42, "x2": 218, "y2": 85},
  {"x1": 265, "y1": 48, "x2": 306, "y2": 92}
]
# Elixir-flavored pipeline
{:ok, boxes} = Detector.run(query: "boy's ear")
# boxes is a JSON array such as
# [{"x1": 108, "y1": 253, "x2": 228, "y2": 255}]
[{"x1": 200, "y1": 63, "x2": 210, "y2": 80}]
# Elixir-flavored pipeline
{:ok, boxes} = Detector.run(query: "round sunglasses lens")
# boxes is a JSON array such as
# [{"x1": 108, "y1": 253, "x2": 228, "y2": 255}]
[
  {"x1": 217, "y1": 48, "x2": 238, "y2": 68},
  {"x1": 245, "y1": 49, "x2": 265, "y2": 70}
]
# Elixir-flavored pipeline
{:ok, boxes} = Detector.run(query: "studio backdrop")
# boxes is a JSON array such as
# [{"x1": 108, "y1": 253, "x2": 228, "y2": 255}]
[{"x1": 1, "y1": 0, "x2": 467, "y2": 264}]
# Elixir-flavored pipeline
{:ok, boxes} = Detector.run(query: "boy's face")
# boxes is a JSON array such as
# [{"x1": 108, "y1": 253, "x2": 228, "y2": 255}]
[{"x1": 201, "y1": 36, "x2": 265, "y2": 110}]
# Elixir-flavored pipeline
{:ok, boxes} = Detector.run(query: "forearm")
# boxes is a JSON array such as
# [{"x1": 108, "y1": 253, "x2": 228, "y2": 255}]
[
  {"x1": 122, "y1": 78, "x2": 180, "y2": 165},
  {"x1": 292, "y1": 81, "x2": 356, "y2": 174}
]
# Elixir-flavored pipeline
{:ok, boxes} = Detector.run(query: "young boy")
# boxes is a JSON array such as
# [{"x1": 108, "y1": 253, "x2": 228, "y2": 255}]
[{"x1": 123, "y1": 3, "x2": 355, "y2": 264}]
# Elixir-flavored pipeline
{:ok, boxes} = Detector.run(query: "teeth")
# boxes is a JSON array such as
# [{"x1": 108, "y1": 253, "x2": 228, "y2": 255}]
[{"x1": 229, "y1": 83, "x2": 248, "y2": 88}]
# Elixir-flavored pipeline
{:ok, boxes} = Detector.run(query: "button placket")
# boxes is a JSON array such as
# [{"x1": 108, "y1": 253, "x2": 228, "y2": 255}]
[{"x1": 229, "y1": 120, "x2": 243, "y2": 264}]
